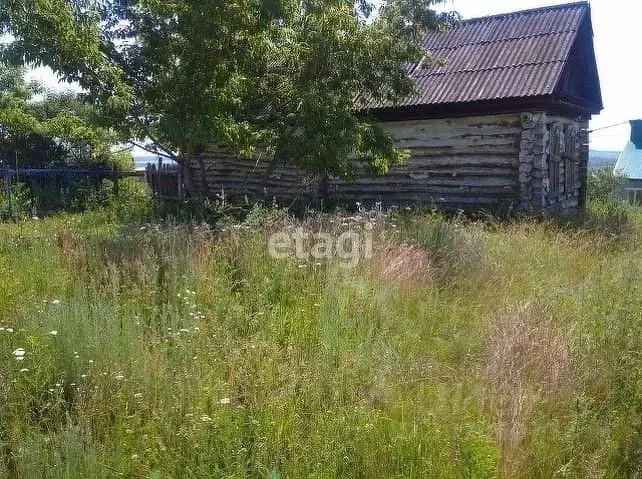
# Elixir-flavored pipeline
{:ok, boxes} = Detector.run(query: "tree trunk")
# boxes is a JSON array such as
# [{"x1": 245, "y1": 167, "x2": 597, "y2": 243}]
[
  {"x1": 179, "y1": 158, "x2": 200, "y2": 200},
  {"x1": 178, "y1": 147, "x2": 207, "y2": 201},
  {"x1": 196, "y1": 153, "x2": 209, "y2": 200},
  {"x1": 315, "y1": 173, "x2": 330, "y2": 211}
]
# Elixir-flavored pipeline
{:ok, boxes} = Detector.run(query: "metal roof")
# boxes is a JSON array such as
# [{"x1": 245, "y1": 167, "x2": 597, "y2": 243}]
[
  {"x1": 615, "y1": 121, "x2": 642, "y2": 180},
  {"x1": 364, "y1": 2, "x2": 593, "y2": 110},
  {"x1": 615, "y1": 142, "x2": 642, "y2": 180}
]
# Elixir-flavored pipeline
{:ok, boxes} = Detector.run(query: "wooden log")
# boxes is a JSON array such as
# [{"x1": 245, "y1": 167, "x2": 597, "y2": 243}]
[{"x1": 192, "y1": 113, "x2": 525, "y2": 209}]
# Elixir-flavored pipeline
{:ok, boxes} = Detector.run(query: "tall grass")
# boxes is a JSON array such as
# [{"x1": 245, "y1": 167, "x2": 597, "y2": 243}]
[{"x1": 0, "y1": 206, "x2": 640, "y2": 478}]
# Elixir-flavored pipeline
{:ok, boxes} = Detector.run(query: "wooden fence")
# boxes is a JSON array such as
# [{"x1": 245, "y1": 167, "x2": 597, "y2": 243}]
[{"x1": 143, "y1": 161, "x2": 184, "y2": 200}]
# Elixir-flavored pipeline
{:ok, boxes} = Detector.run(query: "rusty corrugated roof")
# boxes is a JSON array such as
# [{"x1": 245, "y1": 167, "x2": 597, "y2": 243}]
[{"x1": 364, "y1": 2, "x2": 591, "y2": 110}]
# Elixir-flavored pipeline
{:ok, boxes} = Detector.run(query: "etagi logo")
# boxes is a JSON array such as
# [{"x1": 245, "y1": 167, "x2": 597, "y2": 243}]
[{"x1": 267, "y1": 224, "x2": 374, "y2": 269}]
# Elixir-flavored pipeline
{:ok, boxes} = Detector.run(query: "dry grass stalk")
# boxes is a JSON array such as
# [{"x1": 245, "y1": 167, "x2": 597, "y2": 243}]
[
  {"x1": 375, "y1": 242, "x2": 436, "y2": 286},
  {"x1": 486, "y1": 302, "x2": 573, "y2": 474}
]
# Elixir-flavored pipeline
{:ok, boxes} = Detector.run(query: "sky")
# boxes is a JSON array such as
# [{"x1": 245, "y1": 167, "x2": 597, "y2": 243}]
[{"x1": 22, "y1": 0, "x2": 642, "y2": 152}]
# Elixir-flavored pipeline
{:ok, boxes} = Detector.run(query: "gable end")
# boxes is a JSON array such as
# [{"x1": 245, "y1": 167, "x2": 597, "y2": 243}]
[{"x1": 553, "y1": 6, "x2": 603, "y2": 113}]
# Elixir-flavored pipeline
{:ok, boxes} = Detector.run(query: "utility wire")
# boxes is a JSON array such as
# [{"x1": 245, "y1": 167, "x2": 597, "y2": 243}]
[{"x1": 589, "y1": 122, "x2": 630, "y2": 134}]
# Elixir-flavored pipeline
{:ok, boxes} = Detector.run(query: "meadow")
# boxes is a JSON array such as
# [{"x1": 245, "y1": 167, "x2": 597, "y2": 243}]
[{"x1": 0, "y1": 197, "x2": 641, "y2": 478}]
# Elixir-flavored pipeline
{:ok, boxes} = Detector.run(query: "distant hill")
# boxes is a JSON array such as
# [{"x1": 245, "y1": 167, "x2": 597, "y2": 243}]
[
  {"x1": 589, "y1": 150, "x2": 619, "y2": 170},
  {"x1": 133, "y1": 154, "x2": 176, "y2": 170}
]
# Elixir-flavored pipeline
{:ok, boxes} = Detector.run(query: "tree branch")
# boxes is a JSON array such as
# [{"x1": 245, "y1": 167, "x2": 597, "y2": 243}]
[
  {"x1": 147, "y1": 134, "x2": 180, "y2": 161},
  {"x1": 129, "y1": 141, "x2": 177, "y2": 161}
]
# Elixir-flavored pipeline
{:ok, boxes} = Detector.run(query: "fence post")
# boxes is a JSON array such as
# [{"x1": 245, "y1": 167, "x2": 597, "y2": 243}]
[
  {"x1": 7, "y1": 169, "x2": 14, "y2": 217},
  {"x1": 113, "y1": 167, "x2": 120, "y2": 197},
  {"x1": 178, "y1": 165, "x2": 184, "y2": 200},
  {"x1": 156, "y1": 158, "x2": 162, "y2": 195},
  {"x1": 3, "y1": 171, "x2": 13, "y2": 218}
]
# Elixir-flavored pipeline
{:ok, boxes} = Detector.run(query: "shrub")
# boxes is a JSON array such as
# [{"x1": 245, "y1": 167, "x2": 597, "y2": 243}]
[
  {"x1": 588, "y1": 167, "x2": 627, "y2": 203},
  {"x1": 241, "y1": 202, "x2": 291, "y2": 230},
  {"x1": 583, "y1": 168, "x2": 633, "y2": 232},
  {"x1": 106, "y1": 178, "x2": 155, "y2": 222},
  {"x1": 0, "y1": 180, "x2": 34, "y2": 220}
]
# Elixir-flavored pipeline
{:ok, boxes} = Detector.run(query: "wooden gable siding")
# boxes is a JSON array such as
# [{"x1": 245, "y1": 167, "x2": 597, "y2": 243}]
[{"x1": 186, "y1": 113, "x2": 523, "y2": 211}]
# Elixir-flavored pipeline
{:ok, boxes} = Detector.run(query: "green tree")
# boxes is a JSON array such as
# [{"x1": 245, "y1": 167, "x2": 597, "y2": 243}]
[
  {"x1": 1, "y1": 0, "x2": 457, "y2": 196},
  {"x1": 0, "y1": 63, "x2": 126, "y2": 168}
]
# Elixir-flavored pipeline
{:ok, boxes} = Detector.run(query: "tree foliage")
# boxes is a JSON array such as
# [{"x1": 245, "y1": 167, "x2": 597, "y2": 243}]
[
  {"x1": 0, "y1": 63, "x2": 125, "y2": 167},
  {"x1": 1, "y1": 0, "x2": 458, "y2": 189}
]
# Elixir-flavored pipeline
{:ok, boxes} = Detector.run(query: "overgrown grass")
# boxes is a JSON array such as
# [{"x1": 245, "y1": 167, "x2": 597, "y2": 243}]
[{"x1": 0, "y1": 204, "x2": 641, "y2": 478}]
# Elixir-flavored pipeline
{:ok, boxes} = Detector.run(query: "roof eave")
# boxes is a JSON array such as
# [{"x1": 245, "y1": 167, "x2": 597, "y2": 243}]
[{"x1": 359, "y1": 95, "x2": 598, "y2": 122}]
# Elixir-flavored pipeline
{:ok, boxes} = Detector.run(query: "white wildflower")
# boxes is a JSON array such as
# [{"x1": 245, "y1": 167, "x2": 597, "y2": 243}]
[
  {"x1": 19, "y1": 368, "x2": 29, "y2": 373},
  {"x1": 219, "y1": 397, "x2": 231, "y2": 405},
  {"x1": 114, "y1": 374, "x2": 125, "y2": 381},
  {"x1": 12, "y1": 348, "x2": 26, "y2": 360},
  {"x1": 51, "y1": 299, "x2": 61, "y2": 306},
  {"x1": 48, "y1": 330, "x2": 58, "y2": 336}
]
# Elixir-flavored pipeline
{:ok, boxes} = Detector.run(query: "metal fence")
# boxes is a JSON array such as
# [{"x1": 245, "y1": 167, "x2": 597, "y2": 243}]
[{"x1": 0, "y1": 164, "x2": 184, "y2": 218}]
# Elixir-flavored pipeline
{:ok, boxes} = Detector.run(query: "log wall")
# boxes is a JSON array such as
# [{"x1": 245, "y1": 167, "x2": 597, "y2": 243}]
[
  {"x1": 186, "y1": 112, "x2": 588, "y2": 215},
  {"x1": 327, "y1": 115, "x2": 521, "y2": 211},
  {"x1": 519, "y1": 112, "x2": 587, "y2": 215}
]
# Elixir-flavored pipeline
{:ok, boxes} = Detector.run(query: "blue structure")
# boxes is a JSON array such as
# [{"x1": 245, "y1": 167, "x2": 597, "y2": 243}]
[{"x1": 615, "y1": 120, "x2": 642, "y2": 203}]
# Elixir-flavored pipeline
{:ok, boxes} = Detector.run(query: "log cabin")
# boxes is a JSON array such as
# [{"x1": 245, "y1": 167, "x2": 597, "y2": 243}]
[{"x1": 185, "y1": 1, "x2": 603, "y2": 215}]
